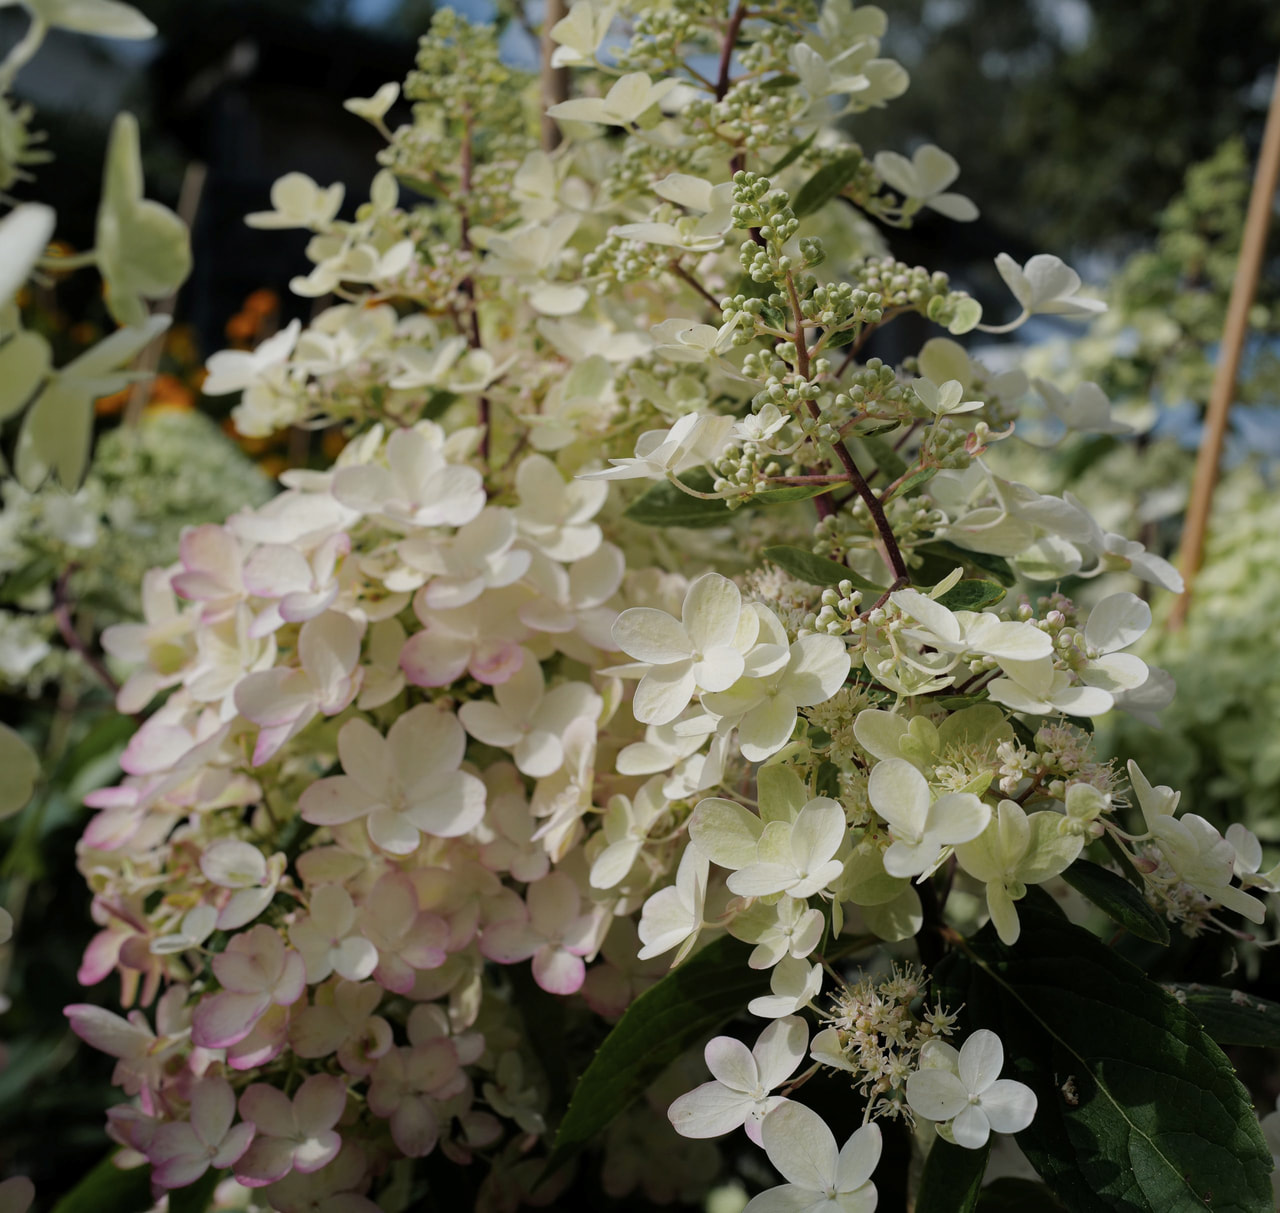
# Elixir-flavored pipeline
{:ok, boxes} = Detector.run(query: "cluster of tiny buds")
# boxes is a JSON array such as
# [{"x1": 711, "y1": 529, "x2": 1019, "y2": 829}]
[{"x1": 809, "y1": 581, "x2": 867, "y2": 636}]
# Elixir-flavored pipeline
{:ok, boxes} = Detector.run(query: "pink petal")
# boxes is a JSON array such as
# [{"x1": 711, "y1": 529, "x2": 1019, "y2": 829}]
[
  {"x1": 400, "y1": 631, "x2": 470, "y2": 687},
  {"x1": 191, "y1": 990, "x2": 270, "y2": 1048},
  {"x1": 233, "y1": 1135, "x2": 295, "y2": 1187},
  {"x1": 390, "y1": 1097, "x2": 439, "y2": 1158},
  {"x1": 532, "y1": 945, "x2": 585, "y2": 995},
  {"x1": 479, "y1": 920, "x2": 541, "y2": 964}
]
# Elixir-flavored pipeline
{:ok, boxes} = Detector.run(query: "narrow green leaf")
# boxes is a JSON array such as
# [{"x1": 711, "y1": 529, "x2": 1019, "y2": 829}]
[
  {"x1": 883, "y1": 465, "x2": 937, "y2": 501},
  {"x1": 916, "y1": 1137, "x2": 989, "y2": 1213},
  {"x1": 51, "y1": 1154, "x2": 150, "y2": 1213},
  {"x1": 544, "y1": 936, "x2": 769, "y2": 1176},
  {"x1": 1166, "y1": 983, "x2": 1280, "y2": 1047},
  {"x1": 793, "y1": 153, "x2": 863, "y2": 218},
  {"x1": 759, "y1": 72, "x2": 800, "y2": 91},
  {"x1": 762, "y1": 545, "x2": 885, "y2": 594},
  {"x1": 765, "y1": 130, "x2": 817, "y2": 175},
  {"x1": 623, "y1": 471, "x2": 731, "y2": 529},
  {"x1": 914, "y1": 542, "x2": 1017, "y2": 587},
  {"x1": 936, "y1": 580, "x2": 1006, "y2": 612},
  {"x1": 754, "y1": 483, "x2": 836, "y2": 504},
  {"x1": 935, "y1": 904, "x2": 1272, "y2": 1213},
  {"x1": 1060, "y1": 859, "x2": 1169, "y2": 945}
]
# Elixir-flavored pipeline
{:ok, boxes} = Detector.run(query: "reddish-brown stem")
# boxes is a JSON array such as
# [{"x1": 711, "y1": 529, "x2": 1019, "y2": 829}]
[
  {"x1": 456, "y1": 111, "x2": 490, "y2": 465},
  {"x1": 836, "y1": 305, "x2": 909, "y2": 378},
  {"x1": 670, "y1": 261, "x2": 721, "y2": 311},
  {"x1": 786, "y1": 272, "x2": 910, "y2": 584},
  {"x1": 716, "y1": 3, "x2": 748, "y2": 101},
  {"x1": 53, "y1": 566, "x2": 121, "y2": 698}
]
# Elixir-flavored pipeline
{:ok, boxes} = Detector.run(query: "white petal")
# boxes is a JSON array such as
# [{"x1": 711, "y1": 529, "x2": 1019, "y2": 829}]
[{"x1": 761, "y1": 1100, "x2": 838, "y2": 1191}]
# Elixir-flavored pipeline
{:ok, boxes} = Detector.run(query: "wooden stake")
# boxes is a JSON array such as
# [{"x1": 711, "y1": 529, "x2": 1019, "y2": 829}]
[
  {"x1": 1169, "y1": 63, "x2": 1280, "y2": 629},
  {"x1": 539, "y1": 0, "x2": 570, "y2": 153}
]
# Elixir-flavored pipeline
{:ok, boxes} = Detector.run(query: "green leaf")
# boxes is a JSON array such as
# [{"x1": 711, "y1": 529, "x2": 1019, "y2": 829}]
[
  {"x1": 759, "y1": 72, "x2": 800, "y2": 91},
  {"x1": 935, "y1": 904, "x2": 1272, "y2": 1213},
  {"x1": 544, "y1": 936, "x2": 769, "y2": 1177},
  {"x1": 169, "y1": 1169, "x2": 224, "y2": 1213},
  {"x1": 51, "y1": 1153, "x2": 150, "y2": 1213},
  {"x1": 977, "y1": 1178, "x2": 1068, "y2": 1211},
  {"x1": 754, "y1": 483, "x2": 836, "y2": 504},
  {"x1": 937, "y1": 580, "x2": 1006, "y2": 612},
  {"x1": 762, "y1": 545, "x2": 885, "y2": 594},
  {"x1": 916, "y1": 1137, "x2": 989, "y2": 1213},
  {"x1": 793, "y1": 154, "x2": 863, "y2": 218},
  {"x1": 1166, "y1": 983, "x2": 1280, "y2": 1047},
  {"x1": 915, "y1": 542, "x2": 1017, "y2": 587},
  {"x1": 1060, "y1": 859, "x2": 1169, "y2": 945},
  {"x1": 623, "y1": 471, "x2": 732, "y2": 529},
  {"x1": 883, "y1": 465, "x2": 937, "y2": 501},
  {"x1": 766, "y1": 130, "x2": 817, "y2": 175}
]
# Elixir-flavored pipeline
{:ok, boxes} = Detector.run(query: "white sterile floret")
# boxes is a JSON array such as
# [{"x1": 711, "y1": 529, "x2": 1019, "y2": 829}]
[
  {"x1": 458, "y1": 656, "x2": 602, "y2": 779},
  {"x1": 912, "y1": 376, "x2": 983, "y2": 418},
  {"x1": 954, "y1": 799, "x2": 1083, "y2": 944},
  {"x1": 747, "y1": 956, "x2": 824, "y2": 1019},
  {"x1": 614, "y1": 174, "x2": 735, "y2": 252},
  {"x1": 612, "y1": 572, "x2": 759, "y2": 725},
  {"x1": 512, "y1": 453, "x2": 607, "y2": 562},
  {"x1": 991, "y1": 252, "x2": 1106, "y2": 324},
  {"x1": 344, "y1": 82, "x2": 400, "y2": 125},
  {"x1": 873, "y1": 144, "x2": 978, "y2": 221},
  {"x1": 549, "y1": 0, "x2": 617, "y2": 66},
  {"x1": 245, "y1": 173, "x2": 344, "y2": 231},
  {"x1": 734, "y1": 403, "x2": 789, "y2": 444},
  {"x1": 649, "y1": 316, "x2": 742, "y2": 365},
  {"x1": 589, "y1": 776, "x2": 670, "y2": 889},
  {"x1": 637, "y1": 844, "x2": 709, "y2": 963},
  {"x1": 747, "y1": 1102, "x2": 881, "y2": 1213},
  {"x1": 703, "y1": 631, "x2": 852, "y2": 762},
  {"x1": 724, "y1": 798, "x2": 847, "y2": 900},
  {"x1": 891, "y1": 588, "x2": 1052, "y2": 665},
  {"x1": 1034, "y1": 378, "x2": 1132, "y2": 435},
  {"x1": 906, "y1": 1030, "x2": 1036, "y2": 1149},
  {"x1": 867, "y1": 758, "x2": 989, "y2": 878},
  {"x1": 203, "y1": 320, "x2": 301, "y2": 396},
  {"x1": 667, "y1": 1016, "x2": 808, "y2": 1144},
  {"x1": 579, "y1": 410, "x2": 734, "y2": 482},
  {"x1": 547, "y1": 71, "x2": 679, "y2": 127}
]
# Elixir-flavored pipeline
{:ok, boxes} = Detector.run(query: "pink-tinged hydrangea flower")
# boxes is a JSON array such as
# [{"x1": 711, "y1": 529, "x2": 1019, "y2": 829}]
[
  {"x1": 580, "y1": 918, "x2": 667, "y2": 1020},
  {"x1": 65, "y1": 984, "x2": 191, "y2": 1103},
  {"x1": 397, "y1": 506, "x2": 530, "y2": 608},
  {"x1": 200, "y1": 839, "x2": 285, "y2": 930},
  {"x1": 458, "y1": 654, "x2": 602, "y2": 778},
  {"x1": 170, "y1": 524, "x2": 246, "y2": 619},
  {"x1": 101, "y1": 567, "x2": 196, "y2": 713},
  {"x1": 259, "y1": 1141, "x2": 381, "y2": 1213},
  {"x1": 367, "y1": 1039, "x2": 466, "y2": 1157},
  {"x1": 298, "y1": 704, "x2": 486, "y2": 853},
  {"x1": 667, "y1": 1017, "x2": 809, "y2": 1145},
  {"x1": 235, "y1": 1074, "x2": 347, "y2": 1186},
  {"x1": 360, "y1": 871, "x2": 450, "y2": 993},
  {"x1": 400, "y1": 588, "x2": 529, "y2": 687},
  {"x1": 332, "y1": 426, "x2": 485, "y2": 530},
  {"x1": 290, "y1": 980, "x2": 393, "y2": 1077},
  {"x1": 227, "y1": 1002, "x2": 293, "y2": 1071},
  {"x1": 289, "y1": 885, "x2": 379, "y2": 984},
  {"x1": 191, "y1": 925, "x2": 306, "y2": 1049},
  {"x1": 480, "y1": 871, "x2": 598, "y2": 995},
  {"x1": 235, "y1": 611, "x2": 364, "y2": 763},
  {"x1": 243, "y1": 533, "x2": 350, "y2": 634},
  {"x1": 149, "y1": 1077, "x2": 255, "y2": 1190},
  {"x1": 0, "y1": 1176, "x2": 35, "y2": 1213}
]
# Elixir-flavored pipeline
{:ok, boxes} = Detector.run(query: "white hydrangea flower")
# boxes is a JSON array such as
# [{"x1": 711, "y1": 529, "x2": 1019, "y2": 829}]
[
  {"x1": 579, "y1": 411, "x2": 734, "y2": 483},
  {"x1": 867, "y1": 758, "x2": 989, "y2": 878},
  {"x1": 547, "y1": 71, "x2": 678, "y2": 128},
  {"x1": 984, "y1": 252, "x2": 1106, "y2": 332},
  {"x1": 874, "y1": 144, "x2": 978, "y2": 221},
  {"x1": 747, "y1": 1102, "x2": 881, "y2": 1213},
  {"x1": 911, "y1": 376, "x2": 983, "y2": 417},
  {"x1": 1034, "y1": 378, "x2": 1132, "y2": 435},
  {"x1": 549, "y1": 0, "x2": 617, "y2": 68},
  {"x1": 245, "y1": 173, "x2": 345, "y2": 231},
  {"x1": 747, "y1": 957, "x2": 824, "y2": 1020},
  {"x1": 906, "y1": 1030, "x2": 1036, "y2": 1149}
]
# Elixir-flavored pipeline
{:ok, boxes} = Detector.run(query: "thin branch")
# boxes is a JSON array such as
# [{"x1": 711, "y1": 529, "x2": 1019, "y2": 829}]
[
  {"x1": 670, "y1": 261, "x2": 721, "y2": 311},
  {"x1": 53, "y1": 566, "x2": 121, "y2": 698}
]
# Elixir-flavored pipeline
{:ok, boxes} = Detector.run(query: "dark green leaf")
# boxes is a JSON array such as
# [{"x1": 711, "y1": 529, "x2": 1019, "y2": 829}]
[
  {"x1": 884, "y1": 465, "x2": 937, "y2": 501},
  {"x1": 935, "y1": 904, "x2": 1272, "y2": 1213},
  {"x1": 544, "y1": 936, "x2": 770, "y2": 1177},
  {"x1": 51, "y1": 1153, "x2": 150, "y2": 1213},
  {"x1": 169, "y1": 1169, "x2": 224, "y2": 1213},
  {"x1": 977, "y1": 1178, "x2": 1068, "y2": 1211},
  {"x1": 762, "y1": 545, "x2": 885, "y2": 594},
  {"x1": 766, "y1": 130, "x2": 817, "y2": 174},
  {"x1": 623, "y1": 471, "x2": 732, "y2": 529},
  {"x1": 759, "y1": 72, "x2": 800, "y2": 91},
  {"x1": 916, "y1": 1137, "x2": 989, "y2": 1213},
  {"x1": 1060, "y1": 859, "x2": 1169, "y2": 945},
  {"x1": 754, "y1": 483, "x2": 836, "y2": 504},
  {"x1": 793, "y1": 154, "x2": 863, "y2": 218},
  {"x1": 936, "y1": 580, "x2": 1006, "y2": 612},
  {"x1": 815, "y1": 760, "x2": 841, "y2": 800},
  {"x1": 822, "y1": 326, "x2": 859, "y2": 349},
  {"x1": 1166, "y1": 983, "x2": 1280, "y2": 1047},
  {"x1": 915, "y1": 542, "x2": 1017, "y2": 587}
]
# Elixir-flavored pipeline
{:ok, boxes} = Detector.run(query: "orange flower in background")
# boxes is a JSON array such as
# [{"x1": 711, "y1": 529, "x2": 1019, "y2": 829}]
[
  {"x1": 145, "y1": 374, "x2": 195, "y2": 412},
  {"x1": 225, "y1": 311, "x2": 258, "y2": 343},
  {"x1": 243, "y1": 289, "x2": 279, "y2": 318},
  {"x1": 95, "y1": 388, "x2": 129, "y2": 417}
]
